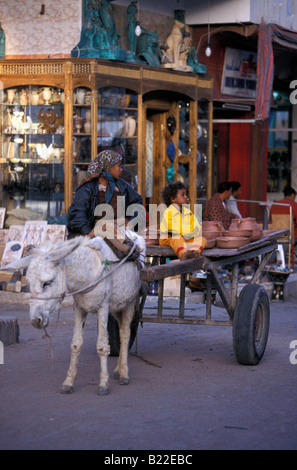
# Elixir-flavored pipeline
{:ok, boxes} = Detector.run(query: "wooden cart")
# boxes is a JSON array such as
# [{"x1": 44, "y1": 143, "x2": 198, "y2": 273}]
[{"x1": 130, "y1": 229, "x2": 289, "y2": 366}]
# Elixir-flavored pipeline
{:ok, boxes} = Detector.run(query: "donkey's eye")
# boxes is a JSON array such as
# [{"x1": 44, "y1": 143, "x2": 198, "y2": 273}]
[{"x1": 43, "y1": 280, "x2": 52, "y2": 289}]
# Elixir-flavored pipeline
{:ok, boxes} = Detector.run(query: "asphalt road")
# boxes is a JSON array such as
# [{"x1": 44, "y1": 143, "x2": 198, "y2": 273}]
[{"x1": 0, "y1": 297, "x2": 296, "y2": 451}]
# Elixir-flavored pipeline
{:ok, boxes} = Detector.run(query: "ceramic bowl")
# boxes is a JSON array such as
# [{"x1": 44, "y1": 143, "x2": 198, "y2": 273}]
[
  {"x1": 202, "y1": 230, "x2": 221, "y2": 239},
  {"x1": 223, "y1": 229, "x2": 253, "y2": 238},
  {"x1": 216, "y1": 237, "x2": 250, "y2": 249},
  {"x1": 205, "y1": 238, "x2": 216, "y2": 249},
  {"x1": 202, "y1": 221, "x2": 223, "y2": 231}
]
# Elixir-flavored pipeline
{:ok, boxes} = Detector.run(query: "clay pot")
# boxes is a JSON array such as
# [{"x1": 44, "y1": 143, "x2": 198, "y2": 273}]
[
  {"x1": 202, "y1": 220, "x2": 223, "y2": 234},
  {"x1": 205, "y1": 238, "x2": 216, "y2": 249},
  {"x1": 224, "y1": 229, "x2": 253, "y2": 238},
  {"x1": 216, "y1": 237, "x2": 250, "y2": 249},
  {"x1": 229, "y1": 218, "x2": 263, "y2": 242},
  {"x1": 202, "y1": 230, "x2": 221, "y2": 240}
]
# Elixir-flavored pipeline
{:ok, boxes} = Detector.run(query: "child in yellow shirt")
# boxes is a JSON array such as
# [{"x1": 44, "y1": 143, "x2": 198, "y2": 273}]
[{"x1": 159, "y1": 181, "x2": 207, "y2": 260}]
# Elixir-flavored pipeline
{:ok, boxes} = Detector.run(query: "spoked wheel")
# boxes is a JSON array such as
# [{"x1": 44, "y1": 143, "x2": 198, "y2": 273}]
[{"x1": 233, "y1": 284, "x2": 270, "y2": 365}]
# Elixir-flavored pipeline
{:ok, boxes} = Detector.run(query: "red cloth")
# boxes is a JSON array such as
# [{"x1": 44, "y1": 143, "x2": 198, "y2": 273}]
[{"x1": 256, "y1": 23, "x2": 297, "y2": 121}]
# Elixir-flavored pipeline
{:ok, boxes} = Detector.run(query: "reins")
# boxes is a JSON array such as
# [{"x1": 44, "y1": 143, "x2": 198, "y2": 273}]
[{"x1": 30, "y1": 240, "x2": 139, "y2": 301}]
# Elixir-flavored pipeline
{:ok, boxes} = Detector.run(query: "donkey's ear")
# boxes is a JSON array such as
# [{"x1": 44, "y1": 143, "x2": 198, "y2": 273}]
[
  {"x1": 0, "y1": 255, "x2": 35, "y2": 272},
  {"x1": 47, "y1": 237, "x2": 82, "y2": 264}
]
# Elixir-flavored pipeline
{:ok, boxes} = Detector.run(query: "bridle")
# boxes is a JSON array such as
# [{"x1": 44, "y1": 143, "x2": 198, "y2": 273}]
[{"x1": 30, "y1": 240, "x2": 139, "y2": 301}]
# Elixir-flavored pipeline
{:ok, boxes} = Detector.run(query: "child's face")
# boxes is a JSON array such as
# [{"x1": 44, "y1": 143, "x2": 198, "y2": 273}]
[{"x1": 171, "y1": 188, "x2": 189, "y2": 208}]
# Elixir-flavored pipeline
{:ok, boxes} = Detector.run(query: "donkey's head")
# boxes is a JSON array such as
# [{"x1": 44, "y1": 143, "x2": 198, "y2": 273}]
[{"x1": 2, "y1": 237, "x2": 82, "y2": 329}]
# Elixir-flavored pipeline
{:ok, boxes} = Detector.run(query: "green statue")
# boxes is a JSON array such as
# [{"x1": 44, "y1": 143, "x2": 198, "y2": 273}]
[
  {"x1": 126, "y1": 1, "x2": 137, "y2": 53},
  {"x1": 136, "y1": 28, "x2": 162, "y2": 66},
  {"x1": 0, "y1": 23, "x2": 5, "y2": 60},
  {"x1": 99, "y1": 0, "x2": 120, "y2": 47},
  {"x1": 71, "y1": 0, "x2": 134, "y2": 61}
]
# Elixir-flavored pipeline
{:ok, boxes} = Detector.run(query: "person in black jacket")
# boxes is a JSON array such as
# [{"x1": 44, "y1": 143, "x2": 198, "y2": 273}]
[{"x1": 67, "y1": 150, "x2": 145, "y2": 239}]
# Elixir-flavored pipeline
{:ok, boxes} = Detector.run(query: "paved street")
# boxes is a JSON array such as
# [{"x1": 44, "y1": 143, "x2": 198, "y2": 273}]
[{"x1": 0, "y1": 293, "x2": 296, "y2": 451}]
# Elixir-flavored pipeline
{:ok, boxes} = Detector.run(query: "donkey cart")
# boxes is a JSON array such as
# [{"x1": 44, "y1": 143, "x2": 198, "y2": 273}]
[{"x1": 109, "y1": 229, "x2": 289, "y2": 365}]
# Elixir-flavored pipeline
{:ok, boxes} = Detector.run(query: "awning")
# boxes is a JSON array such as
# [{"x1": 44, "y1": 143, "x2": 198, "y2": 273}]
[{"x1": 256, "y1": 23, "x2": 297, "y2": 120}]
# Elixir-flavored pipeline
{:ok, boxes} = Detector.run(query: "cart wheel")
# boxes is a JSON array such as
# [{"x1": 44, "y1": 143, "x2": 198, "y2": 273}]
[
  {"x1": 108, "y1": 312, "x2": 139, "y2": 357},
  {"x1": 233, "y1": 284, "x2": 270, "y2": 365}
]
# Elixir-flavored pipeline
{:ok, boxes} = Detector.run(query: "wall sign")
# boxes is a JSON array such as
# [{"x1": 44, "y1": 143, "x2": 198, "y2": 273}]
[{"x1": 221, "y1": 47, "x2": 257, "y2": 98}]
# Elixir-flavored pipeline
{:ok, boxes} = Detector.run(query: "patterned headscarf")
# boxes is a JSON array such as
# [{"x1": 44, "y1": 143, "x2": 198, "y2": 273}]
[{"x1": 78, "y1": 150, "x2": 122, "y2": 188}]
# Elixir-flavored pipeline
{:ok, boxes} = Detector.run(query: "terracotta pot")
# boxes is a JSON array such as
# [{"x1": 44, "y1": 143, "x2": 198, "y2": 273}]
[
  {"x1": 230, "y1": 218, "x2": 263, "y2": 242},
  {"x1": 202, "y1": 230, "x2": 221, "y2": 240},
  {"x1": 202, "y1": 221, "x2": 223, "y2": 233},
  {"x1": 205, "y1": 238, "x2": 216, "y2": 249},
  {"x1": 216, "y1": 237, "x2": 250, "y2": 249},
  {"x1": 224, "y1": 229, "x2": 253, "y2": 238}
]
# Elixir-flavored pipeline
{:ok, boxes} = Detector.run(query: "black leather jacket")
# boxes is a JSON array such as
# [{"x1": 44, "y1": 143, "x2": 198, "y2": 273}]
[{"x1": 67, "y1": 178, "x2": 145, "y2": 236}]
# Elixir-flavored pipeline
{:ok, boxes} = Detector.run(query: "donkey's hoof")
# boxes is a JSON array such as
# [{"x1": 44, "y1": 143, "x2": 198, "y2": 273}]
[
  {"x1": 60, "y1": 384, "x2": 74, "y2": 394},
  {"x1": 119, "y1": 377, "x2": 129, "y2": 385},
  {"x1": 113, "y1": 371, "x2": 120, "y2": 380},
  {"x1": 98, "y1": 385, "x2": 110, "y2": 396}
]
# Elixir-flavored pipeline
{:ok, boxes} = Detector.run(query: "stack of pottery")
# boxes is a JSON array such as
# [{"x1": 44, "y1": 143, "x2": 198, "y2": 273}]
[
  {"x1": 202, "y1": 221, "x2": 223, "y2": 248},
  {"x1": 216, "y1": 236, "x2": 250, "y2": 249},
  {"x1": 202, "y1": 221, "x2": 223, "y2": 239},
  {"x1": 229, "y1": 217, "x2": 263, "y2": 242}
]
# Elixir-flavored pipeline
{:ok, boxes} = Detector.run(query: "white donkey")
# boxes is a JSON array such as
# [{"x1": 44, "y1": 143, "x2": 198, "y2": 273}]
[{"x1": 3, "y1": 233, "x2": 146, "y2": 395}]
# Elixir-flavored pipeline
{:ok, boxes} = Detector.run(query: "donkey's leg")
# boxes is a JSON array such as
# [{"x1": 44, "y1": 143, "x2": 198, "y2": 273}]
[
  {"x1": 113, "y1": 302, "x2": 135, "y2": 385},
  {"x1": 60, "y1": 307, "x2": 87, "y2": 394},
  {"x1": 96, "y1": 304, "x2": 110, "y2": 395}
]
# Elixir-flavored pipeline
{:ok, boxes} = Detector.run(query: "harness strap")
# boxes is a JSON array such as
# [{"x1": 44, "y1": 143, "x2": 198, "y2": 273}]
[{"x1": 30, "y1": 240, "x2": 138, "y2": 301}]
